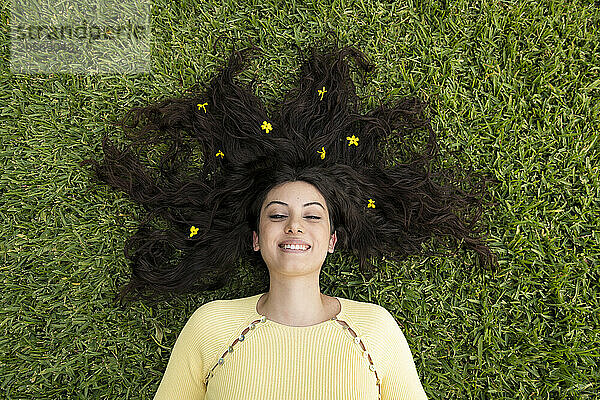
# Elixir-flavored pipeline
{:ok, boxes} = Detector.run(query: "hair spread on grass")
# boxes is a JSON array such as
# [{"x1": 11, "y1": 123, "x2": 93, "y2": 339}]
[{"x1": 80, "y1": 40, "x2": 500, "y2": 303}]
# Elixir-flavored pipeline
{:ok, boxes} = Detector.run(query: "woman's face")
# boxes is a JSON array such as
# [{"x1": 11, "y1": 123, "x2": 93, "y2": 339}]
[{"x1": 252, "y1": 181, "x2": 337, "y2": 274}]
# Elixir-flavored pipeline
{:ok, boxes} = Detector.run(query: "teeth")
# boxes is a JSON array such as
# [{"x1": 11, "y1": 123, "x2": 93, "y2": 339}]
[{"x1": 282, "y1": 244, "x2": 309, "y2": 250}]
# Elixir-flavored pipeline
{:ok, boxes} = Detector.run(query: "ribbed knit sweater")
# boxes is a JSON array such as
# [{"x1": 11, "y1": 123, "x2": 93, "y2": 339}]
[{"x1": 154, "y1": 292, "x2": 428, "y2": 399}]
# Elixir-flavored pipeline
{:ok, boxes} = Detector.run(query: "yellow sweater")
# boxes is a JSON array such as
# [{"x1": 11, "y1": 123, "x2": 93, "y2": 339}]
[{"x1": 154, "y1": 293, "x2": 428, "y2": 399}]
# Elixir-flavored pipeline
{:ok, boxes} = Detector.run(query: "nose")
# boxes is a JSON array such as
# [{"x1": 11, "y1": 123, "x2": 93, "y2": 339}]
[{"x1": 285, "y1": 214, "x2": 303, "y2": 233}]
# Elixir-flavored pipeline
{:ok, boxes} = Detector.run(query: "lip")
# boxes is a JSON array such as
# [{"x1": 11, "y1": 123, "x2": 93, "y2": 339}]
[
  {"x1": 278, "y1": 240, "x2": 311, "y2": 253},
  {"x1": 279, "y1": 246, "x2": 311, "y2": 253}
]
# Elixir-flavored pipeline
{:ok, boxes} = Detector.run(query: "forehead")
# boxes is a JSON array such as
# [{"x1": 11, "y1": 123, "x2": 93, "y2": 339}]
[{"x1": 263, "y1": 181, "x2": 326, "y2": 206}]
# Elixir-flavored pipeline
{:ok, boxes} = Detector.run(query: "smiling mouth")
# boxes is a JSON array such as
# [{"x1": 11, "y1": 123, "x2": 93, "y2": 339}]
[{"x1": 278, "y1": 244, "x2": 311, "y2": 252}]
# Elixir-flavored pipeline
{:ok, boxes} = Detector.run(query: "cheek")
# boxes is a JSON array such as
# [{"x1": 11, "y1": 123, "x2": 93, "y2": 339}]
[
  {"x1": 318, "y1": 226, "x2": 332, "y2": 244},
  {"x1": 259, "y1": 222, "x2": 275, "y2": 244}
]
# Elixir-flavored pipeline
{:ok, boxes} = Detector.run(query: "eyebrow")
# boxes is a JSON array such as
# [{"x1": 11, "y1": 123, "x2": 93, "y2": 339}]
[{"x1": 265, "y1": 201, "x2": 325, "y2": 211}]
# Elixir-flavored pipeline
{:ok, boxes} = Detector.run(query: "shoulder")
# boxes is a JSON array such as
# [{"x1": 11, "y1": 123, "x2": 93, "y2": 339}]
[
  {"x1": 173, "y1": 300, "x2": 222, "y2": 344},
  {"x1": 182, "y1": 294, "x2": 260, "y2": 342},
  {"x1": 186, "y1": 295, "x2": 256, "y2": 328},
  {"x1": 343, "y1": 299, "x2": 412, "y2": 372},
  {"x1": 339, "y1": 296, "x2": 401, "y2": 330},
  {"x1": 343, "y1": 299, "x2": 406, "y2": 351},
  {"x1": 175, "y1": 295, "x2": 260, "y2": 373}
]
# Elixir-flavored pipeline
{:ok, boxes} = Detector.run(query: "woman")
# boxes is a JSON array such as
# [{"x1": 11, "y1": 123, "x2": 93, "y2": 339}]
[{"x1": 81, "y1": 39, "x2": 498, "y2": 399}]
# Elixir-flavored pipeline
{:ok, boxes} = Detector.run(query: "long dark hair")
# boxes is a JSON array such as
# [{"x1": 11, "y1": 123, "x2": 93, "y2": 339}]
[{"x1": 80, "y1": 40, "x2": 499, "y2": 303}]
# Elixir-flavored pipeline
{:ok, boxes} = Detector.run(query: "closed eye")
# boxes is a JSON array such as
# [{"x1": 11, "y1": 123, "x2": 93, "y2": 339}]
[{"x1": 269, "y1": 215, "x2": 321, "y2": 220}]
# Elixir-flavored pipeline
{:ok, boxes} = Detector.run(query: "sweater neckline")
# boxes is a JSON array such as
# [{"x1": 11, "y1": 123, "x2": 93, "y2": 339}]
[{"x1": 252, "y1": 292, "x2": 344, "y2": 329}]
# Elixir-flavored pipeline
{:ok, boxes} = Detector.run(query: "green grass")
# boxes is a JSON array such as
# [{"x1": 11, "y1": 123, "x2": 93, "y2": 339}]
[{"x1": 1, "y1": 0, "x2": 599, "y2": 398}]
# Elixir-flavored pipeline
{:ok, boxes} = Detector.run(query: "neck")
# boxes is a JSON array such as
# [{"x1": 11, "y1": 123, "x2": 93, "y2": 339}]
[{"x1": 257, "y1": 281, "x2": 330, "y2": 327}]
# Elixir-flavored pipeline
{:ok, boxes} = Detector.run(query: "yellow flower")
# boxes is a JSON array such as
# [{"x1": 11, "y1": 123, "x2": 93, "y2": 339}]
[
  {"x1": 189, "y1": 226, "x2": 199, "y2": 237},
  {"x1": 197, "y1": 102, "x2": 208, "y2": 113},
  {"x1": 347, "y1": 135, "x2": 359, "y2": 146},
  {"x1": 367, "y1": 199, "x2": 376, "y2": 208},
  {"x1": 215, "y1": 150, "x2": 224, "y2": 158},
  {"x1": 261, "y1": 121, "x2": 272, "y2": 133},
  {"x1": 317, "y1": 146, "x2": 326, "y2": 159},
  {"x1": 318, "y1": 86, "x2": 327, "y2": 101}
]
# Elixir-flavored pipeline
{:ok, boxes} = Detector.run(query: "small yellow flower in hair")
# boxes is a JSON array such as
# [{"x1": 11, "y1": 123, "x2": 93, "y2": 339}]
[
  {"x1": 317, "y1": 146, "x2": 326, "y2": 159},
  {"x1": 190, "y1": 226, "x2": 199, "y2": 237},
  {"x1": 318, "y1": 86, "x2": 327, "y2": 101},
  {"x1": 347, "y1": 135, "x2": 359, "y2": 146},
  {"x1": 261, "y1": 121, "x2": 272, "y2": 133},
  {"x1": 197, "y1": 102, "x2": 208, "y2": 113},
  {"x1": 215, "y1": 150, "x2": 224, "y2": 158},
  {"x1": 367, "y1": 199, "x2": 376, "y2": 208}
]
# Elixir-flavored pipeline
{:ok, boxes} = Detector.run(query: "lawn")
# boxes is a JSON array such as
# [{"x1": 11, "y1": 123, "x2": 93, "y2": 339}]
[{"x1": 1, "y1": 0, "x2": 598, "y2": 398}]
